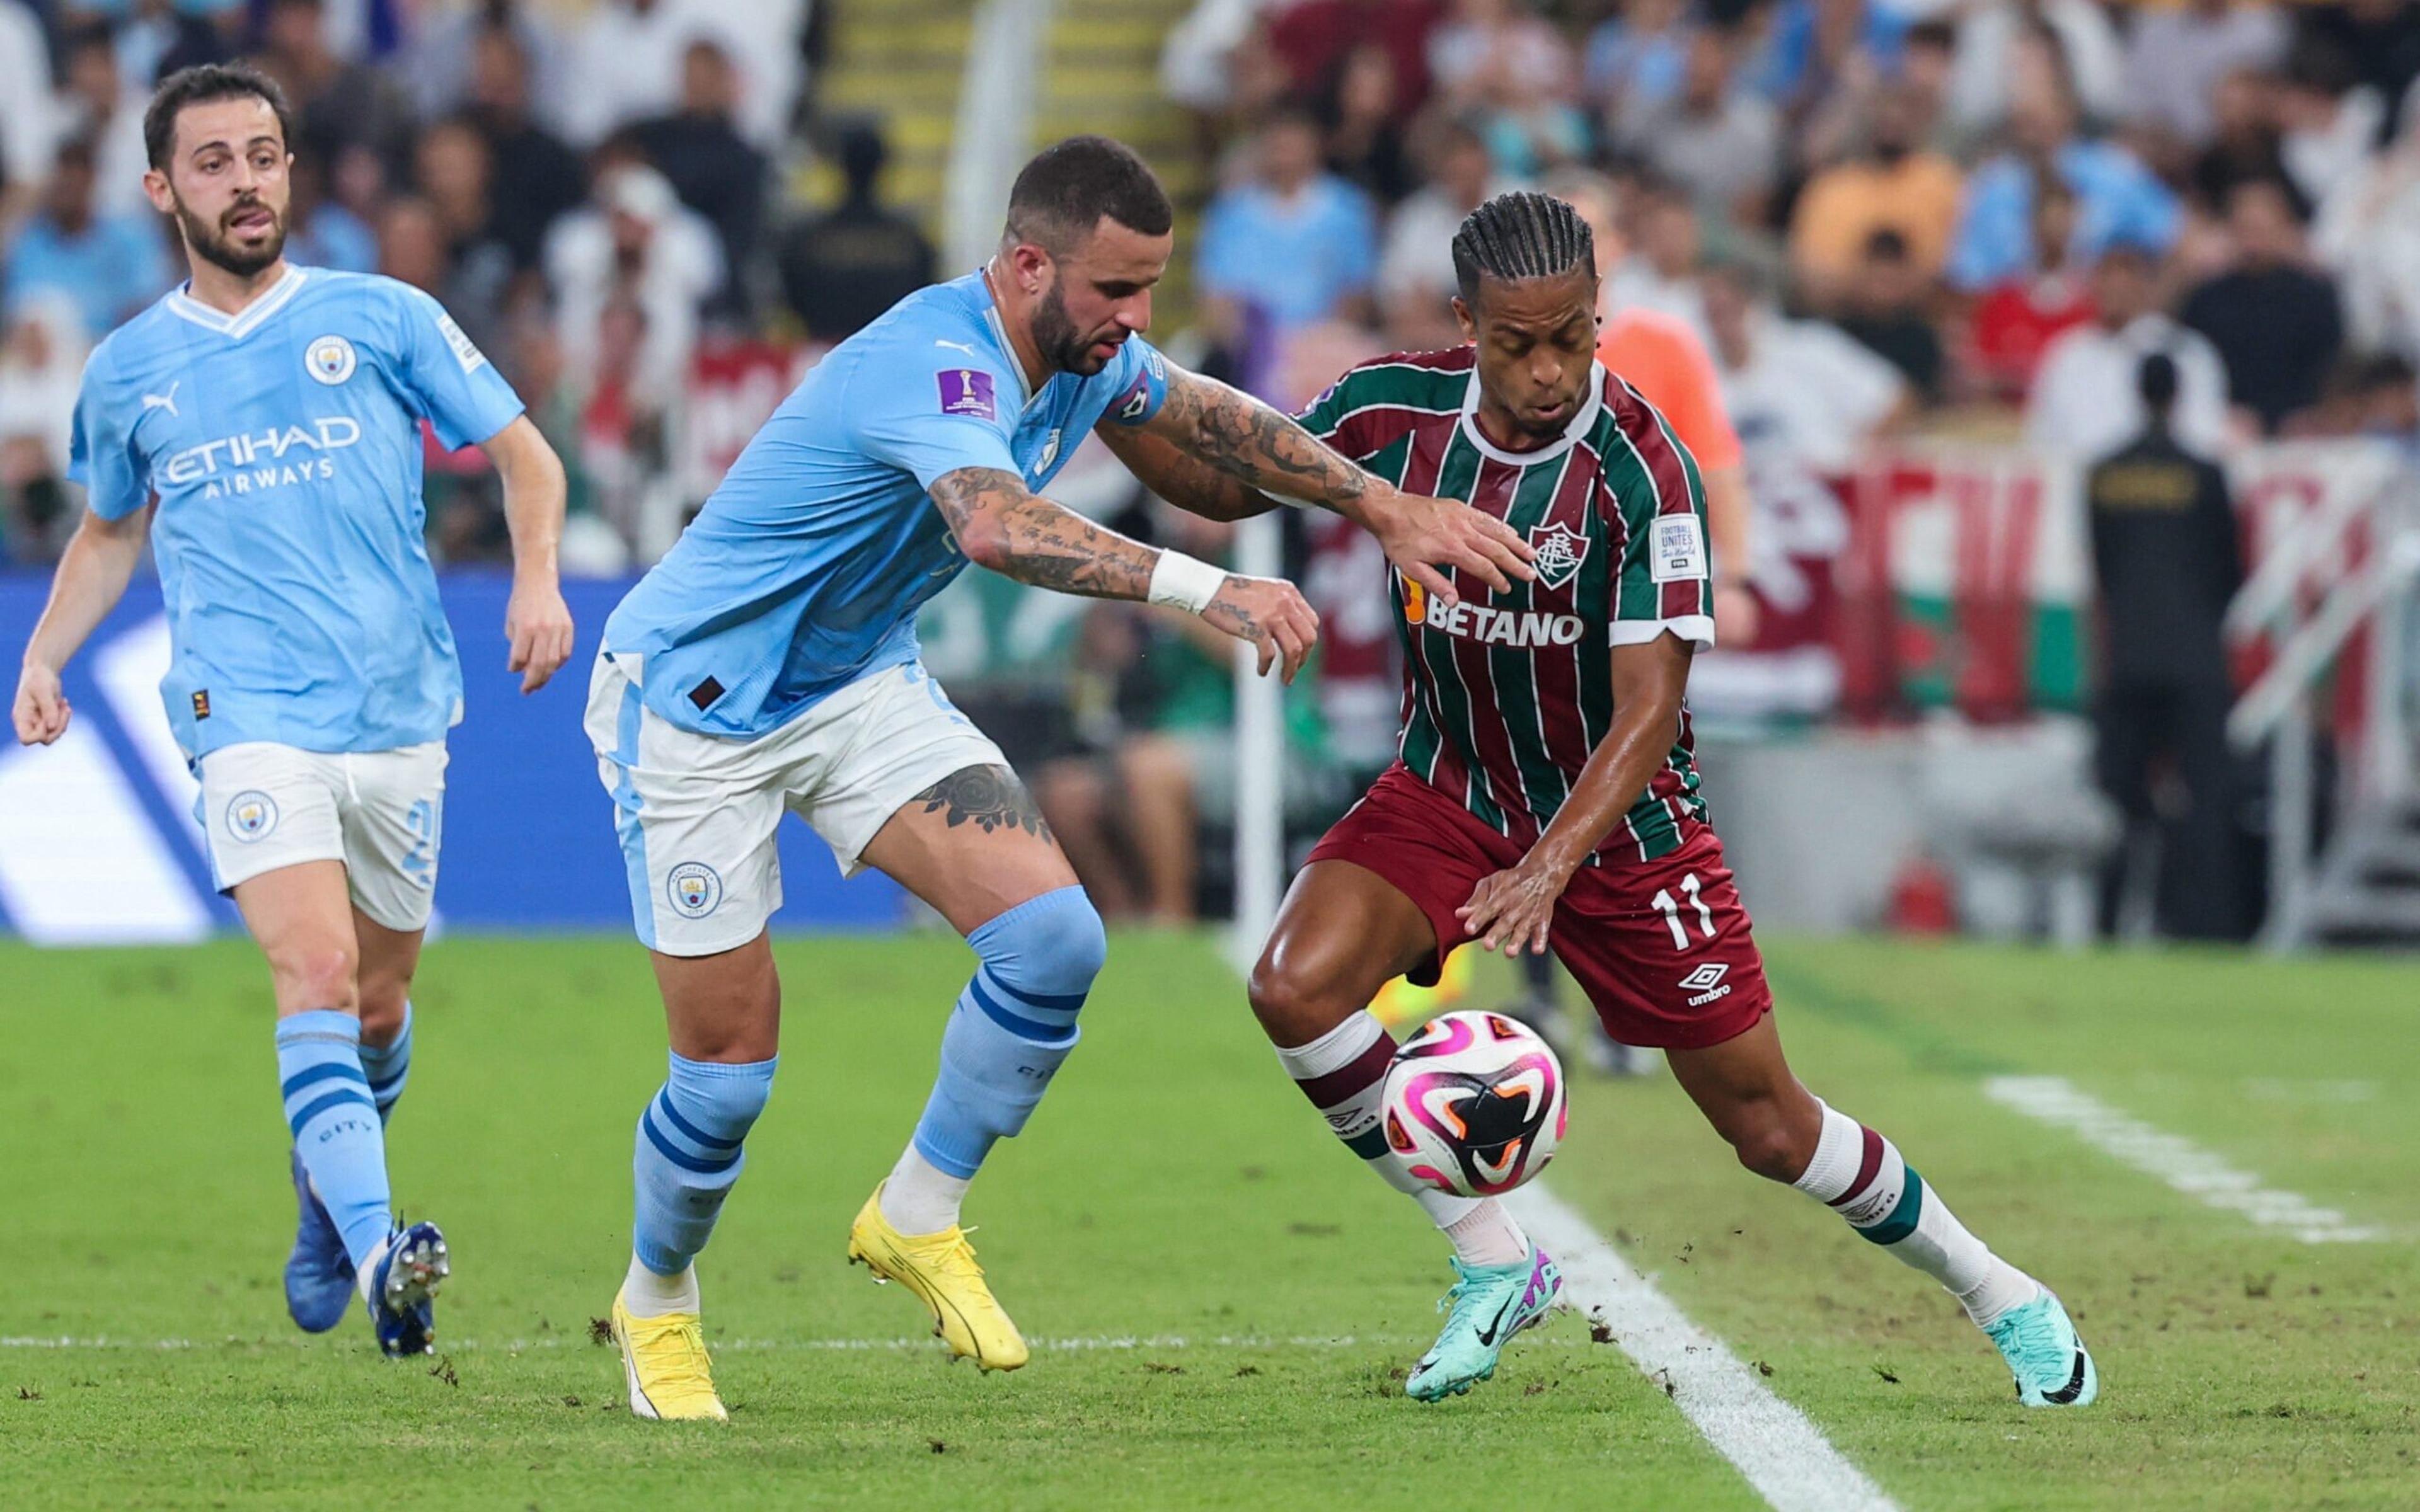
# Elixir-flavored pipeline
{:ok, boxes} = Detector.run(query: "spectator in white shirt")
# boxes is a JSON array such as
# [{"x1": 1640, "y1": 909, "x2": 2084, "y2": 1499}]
[
  {"x1": 546, "y1": 0, "x2": 783, "y2": 151},
  {"x1": 1375, "y1": 116, "x2": 1495, "y2": 350},
  {"x1": 2027, "y1": 241, "x2": 2232, "y2": 462},
  {"x1": 2278, "y1": 38, "x2": 2387, "y2": 214},
  {"x1": 1949, "y1": 0, "x2": 2125, "y2": 140},
  {"x1": 544, "y1": 158, "x2": 722, "y2": 411},
  {"x1": 0, "y1": 0, "x2": 57, "y2": 217},
  {"x1": 2121, "y1": 0, "x2": 2289, "y2": 151}
]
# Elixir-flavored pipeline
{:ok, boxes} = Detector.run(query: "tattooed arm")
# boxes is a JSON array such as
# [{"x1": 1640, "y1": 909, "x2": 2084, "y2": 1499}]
[
  {"x1": 1092, "y1": 423, "x2": 1279, "y2": 523},
  {"x1": 927, "y1": 465, "x2": 1322, "y2": 681},
  {"x1": 1121, "y1": 364, "x2": 1536, "y2": 602},
  {"x1": 1139, "y1": 365, "x2": 1380, "y2": 514}
]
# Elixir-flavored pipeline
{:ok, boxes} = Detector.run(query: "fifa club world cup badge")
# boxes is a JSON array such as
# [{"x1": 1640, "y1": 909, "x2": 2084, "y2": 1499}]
[
  {"x1": 1528, "y1": 521, "x2": 1589, "y2": 592},
  {"x1": 937, "y1": 368, "x2": 996, "y2": 421}
]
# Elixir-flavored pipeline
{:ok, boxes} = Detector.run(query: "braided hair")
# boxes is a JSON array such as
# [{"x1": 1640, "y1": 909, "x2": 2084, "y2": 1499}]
[{"x1": 1450, "y1": 190, "x2": 1596, "y2": 306}]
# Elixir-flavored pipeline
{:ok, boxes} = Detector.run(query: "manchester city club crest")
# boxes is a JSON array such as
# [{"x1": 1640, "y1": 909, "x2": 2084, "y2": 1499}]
[
  {"x1": 1528, "y1": 520, "x2": 1589, "y2": 592},
  {"x1": 225, "y1": 790, "x2": 279, "y2": 843},
  {"x1": 667, "y1": 862, "x2": 723, "y2": 919},
  {"x1": 305, "y1": 335, "x2": 357, "y2": 386}
]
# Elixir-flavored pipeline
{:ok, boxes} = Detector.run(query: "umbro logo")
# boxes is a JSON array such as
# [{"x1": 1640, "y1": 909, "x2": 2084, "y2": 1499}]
[
  {"x1": 1679, "y1": 961, "x2": 1732, "y2": 1007},
  {"x1": 1678, "y1": 963, "x2": 1729, "y2": 992},
  {"x1": 142, "y1": 381, "x2": 180, "y2": 416}
]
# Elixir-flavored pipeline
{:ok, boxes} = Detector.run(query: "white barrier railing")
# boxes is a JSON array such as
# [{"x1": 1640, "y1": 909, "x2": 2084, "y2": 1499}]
[{"x1": 944, "y1": 0, "x2": 1054, "y2": 275}]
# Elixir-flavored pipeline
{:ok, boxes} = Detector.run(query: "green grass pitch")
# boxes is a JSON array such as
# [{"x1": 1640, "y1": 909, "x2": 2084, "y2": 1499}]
[{"x1": 1, "y1": 932, "x2": 2413, "y2": 1509}]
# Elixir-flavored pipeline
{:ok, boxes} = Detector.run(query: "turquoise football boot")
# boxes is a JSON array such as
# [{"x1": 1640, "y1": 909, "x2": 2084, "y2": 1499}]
[
  {"x1": 1405, "y1": 1246, "x2": 1562, "y2": 1402},
  {"x1": 1985, "y1": 1288, "x2": 2099, "y2": 1407}
]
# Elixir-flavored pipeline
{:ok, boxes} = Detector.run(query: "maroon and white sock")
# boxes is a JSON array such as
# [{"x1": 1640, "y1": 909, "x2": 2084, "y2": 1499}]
[
  {"x1": 1792, "y1": 1100, "x2": 2037, "y2": 1326},
  {"x1": 1276, "y1": 1011, "x2": 1529, "y2": 1268}
]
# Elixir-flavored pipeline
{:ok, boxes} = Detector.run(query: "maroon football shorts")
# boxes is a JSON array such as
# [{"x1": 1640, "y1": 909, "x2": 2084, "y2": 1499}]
[{"x1": 1304, "y1": 765, "x2": 1774, "y2": 1050}]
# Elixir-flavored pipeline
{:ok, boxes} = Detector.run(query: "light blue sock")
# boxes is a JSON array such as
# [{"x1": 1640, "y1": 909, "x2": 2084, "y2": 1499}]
[
  {"x1": 632, "y1": 1052, "x2": 776, "y2": 1277},
  {"x1": 276, "y1": 1011, "x2": 392, "y2": 1269},
  {"x1": 911, "y1": 886, "x2": 1107, "y2": 1179},
  {"x1": 357, "y1": 1003, "x2": 412, "y2": 1125}
]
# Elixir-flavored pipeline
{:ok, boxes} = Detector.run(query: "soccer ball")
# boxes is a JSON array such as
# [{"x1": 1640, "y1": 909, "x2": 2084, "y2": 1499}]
[{"x1": 1381, "y1": 1010, "x2": 1567, "y2": 1198}]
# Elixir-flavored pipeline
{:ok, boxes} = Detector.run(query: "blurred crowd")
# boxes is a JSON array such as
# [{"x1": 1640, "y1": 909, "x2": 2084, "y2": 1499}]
[
  {"x1": 1166, "y1": 0, "x2": 2420, "y2": 463},
  {"x1": 0, "y1": 0, "x2": 960, "y2": 571},
  {"x1": 0, "y1": 0, "x2": 2394, "y2": 934}
]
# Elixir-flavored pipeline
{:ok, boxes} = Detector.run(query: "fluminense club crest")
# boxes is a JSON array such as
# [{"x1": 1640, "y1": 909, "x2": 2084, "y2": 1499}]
[{"x1": 1528, "y1": 521, "x2": 1589, "y2": 591}]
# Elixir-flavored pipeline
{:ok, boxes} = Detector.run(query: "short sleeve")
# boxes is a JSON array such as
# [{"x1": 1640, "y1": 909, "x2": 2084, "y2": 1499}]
[
  {"x1": 393, "y1": 283, "x2": 525, "y2": 450},
  {"x1": 1094, "y1": 336, "x2": 1169, "y2": 429},
  {"x1": 844, "y1": 343, "x2": 1022, "y2": 490},
  {"x1": 67, "y1": 348, "x2": 147, "y2": 520},
  {"x1": 1296, "y1": 370, "x2": 1354, "y2": 442},
  {"x1": 1608, "y1": 396, "x2": 1715, "y2": 653}
]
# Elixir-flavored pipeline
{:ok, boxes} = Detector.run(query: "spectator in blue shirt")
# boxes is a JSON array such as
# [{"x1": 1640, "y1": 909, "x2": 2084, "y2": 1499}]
[
  {"x1": 1947, "y1": 74, "x2": 2178, "y2": 293},
  {"x1": 5, "y1": 136, "x2": 171, "y2": 341},
  {"x1": 1747, "y1": 0, "x2": 1907, "y2": 117},
  {"x1": 1198, "y1": 106, "x2": 1379, "y2": 355}
]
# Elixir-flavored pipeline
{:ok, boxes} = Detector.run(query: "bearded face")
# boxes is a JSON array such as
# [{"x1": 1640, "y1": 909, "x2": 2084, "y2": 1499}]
[
  {"x1": 1029, "y1": 277, "x2": 1109, "y2": 376},
  {"x1": 174, "y1": 188, "x2": 287, "y2": 278}
]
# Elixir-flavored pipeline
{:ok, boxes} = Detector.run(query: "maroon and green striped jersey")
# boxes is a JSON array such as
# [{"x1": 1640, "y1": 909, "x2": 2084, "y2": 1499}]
[{"x1": 1298, "y1": 347, "x2": 1716, "y2": 863}]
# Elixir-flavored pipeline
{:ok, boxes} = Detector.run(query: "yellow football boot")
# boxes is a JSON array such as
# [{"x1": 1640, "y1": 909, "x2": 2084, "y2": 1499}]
[
  {"x1": 846, "y1": 1184, "x2": 1030, "y2": 1371},
  {"x1": 610, "y1": 1290, "x2": 729, "y2": 1421}
]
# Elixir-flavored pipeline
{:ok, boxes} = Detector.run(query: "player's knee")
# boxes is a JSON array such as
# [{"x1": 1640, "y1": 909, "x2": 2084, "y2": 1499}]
[
  {"x1": 355, "y1": 969, "x2": 412, "y2": 1044},
  {"x1": 356, "y1": 987, "x2": 408, "y2": 1046},
  {"x1": 977, "y1": 885, "x2": 1107, "y2": 1003},
  {"x1": 1728, "y1": 1115, "x2": 1814, "y2": 1184},
  {"x1": 270, "y1": 943, "x2": 360, "y2": 1014},
  {"x1": 1246, "y1": 951, "x2": 1356, "y2": 1045}
]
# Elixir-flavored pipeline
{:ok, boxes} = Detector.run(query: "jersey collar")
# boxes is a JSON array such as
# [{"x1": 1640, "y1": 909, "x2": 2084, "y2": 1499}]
[
  {"x1": 1456, "y1": 360, "x2": 1605, "y2": 467},
  {"x1": 971, "y1": 268, "x2": 1035, "y2": 416},
  {"x1": 165, "y1": 264, "x2": 308, "y2": 341}
]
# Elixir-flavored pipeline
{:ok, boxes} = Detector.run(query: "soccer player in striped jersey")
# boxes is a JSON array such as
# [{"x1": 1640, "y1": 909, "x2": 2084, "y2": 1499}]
[{"x1": 1153, "y1": 192, "x2": 2097, "y2": 1408}]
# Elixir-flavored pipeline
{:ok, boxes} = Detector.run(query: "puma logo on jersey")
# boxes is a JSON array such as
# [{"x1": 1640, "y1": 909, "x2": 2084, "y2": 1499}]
[
  {"x1": 934, "y1": 338, "x2": 981, "y2": 358},
  {"x1": 142, "y1": 382, "x2": 180, "y2": 416},
  {"x1": 1405, "y1": 581, "x2": 1585, "y2": 649}
]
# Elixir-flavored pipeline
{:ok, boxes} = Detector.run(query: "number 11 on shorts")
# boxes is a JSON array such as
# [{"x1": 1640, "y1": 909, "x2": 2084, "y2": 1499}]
[{"x1": 1652, "y1": 873, "x2": 1717, "y2": 949}]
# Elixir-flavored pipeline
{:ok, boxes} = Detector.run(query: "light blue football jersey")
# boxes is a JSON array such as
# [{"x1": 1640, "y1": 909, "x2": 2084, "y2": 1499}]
[
  {"x1": 602, "y1": 271, "x2": 1169, "y2": 738},
  {"x1": 69, "y1": 266, "x2": 525, "y2": 760}
]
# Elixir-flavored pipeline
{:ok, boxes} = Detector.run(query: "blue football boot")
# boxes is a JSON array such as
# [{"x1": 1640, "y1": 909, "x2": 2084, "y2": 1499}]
[
  {"x1": 365, "y1": 1219, "x2": 449, "y2": 1358},
  {"x1": 284, "y1": 1149, "x2": 355, "y2": 1334}
]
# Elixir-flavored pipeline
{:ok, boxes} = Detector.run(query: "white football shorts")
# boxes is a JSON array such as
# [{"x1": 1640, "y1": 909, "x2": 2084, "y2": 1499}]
[
  {"x1": 584, "y1": 651, "x2": 1006, "y2": 956},
  {"x1": 193, "y1": 740, "x2": 448, "y2": 932}
]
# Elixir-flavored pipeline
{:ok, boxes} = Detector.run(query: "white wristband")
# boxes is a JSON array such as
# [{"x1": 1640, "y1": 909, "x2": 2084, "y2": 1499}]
[{"x1": 1147, "y1": 550, "x2": 1226, "y2": 615}]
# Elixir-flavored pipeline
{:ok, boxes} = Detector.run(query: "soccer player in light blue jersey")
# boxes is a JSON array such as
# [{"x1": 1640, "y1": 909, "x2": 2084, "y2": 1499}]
[
  {"x1": 10, "y1": 66, "x2": 575, "y2": 1358},
  {"x1": 588, "y1": 135, "x2": 1536, "y2": 1419}
]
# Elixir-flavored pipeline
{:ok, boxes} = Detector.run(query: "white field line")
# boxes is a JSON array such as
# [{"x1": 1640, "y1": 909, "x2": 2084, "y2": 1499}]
[
  {"x1": 1983, "y1": 1075, "x2": 2388, "y2": 1244},
  {"x1": 1507, "y1": 1184, "x2": 1901, "y2": 1512},
  {"x1": 0, "y1": 1332, "x2": 1425, "y2": 1353}
]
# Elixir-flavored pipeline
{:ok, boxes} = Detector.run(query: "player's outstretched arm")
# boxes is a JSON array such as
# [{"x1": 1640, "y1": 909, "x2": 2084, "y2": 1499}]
[
  {"x1": 13, "y1": 505, "x2": 153, "y2": 745},
  {"x1": 1458, "y1": 633, "x2": 1695, "y2": 956},
  {"x1": 1137, "y1": 365, "x2": 1536, "y2": 604},
  {"x1": 928, "y1": 465, "x2": 1321, "y2": 682},
  {"x1": 480, "y1": 415, "x2": 576, "y2": 694}
]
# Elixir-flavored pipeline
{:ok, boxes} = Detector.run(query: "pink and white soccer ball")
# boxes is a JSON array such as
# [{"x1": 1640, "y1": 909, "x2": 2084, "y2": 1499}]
[{"x1": 1381, "y1": 1010, "x2": 1568, "y2": 1198}]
